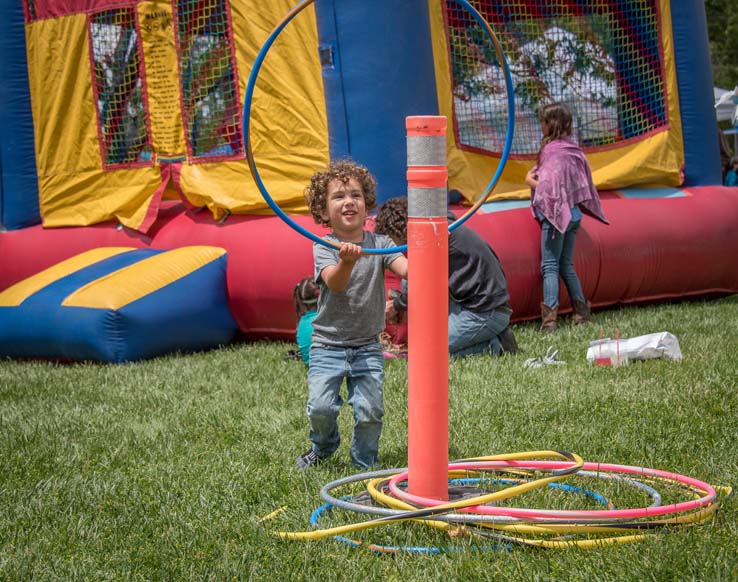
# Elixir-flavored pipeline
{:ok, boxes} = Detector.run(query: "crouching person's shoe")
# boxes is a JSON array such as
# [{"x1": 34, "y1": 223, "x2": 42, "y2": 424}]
[{"x1": 498, "y1": 326, "x2": 519, "y2": 354}]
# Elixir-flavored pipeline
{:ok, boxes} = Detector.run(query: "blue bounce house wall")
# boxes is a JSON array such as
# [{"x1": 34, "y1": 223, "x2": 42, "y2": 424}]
[
  {"x1": 671, "y1": 0, "x2": 721, "y2": 185},
  {"x1": 0, "y1": 1, "x2": 40, "y2": 230},
  {"x1": 314, "y1": 0, "x2": 440, "y2": 204}
]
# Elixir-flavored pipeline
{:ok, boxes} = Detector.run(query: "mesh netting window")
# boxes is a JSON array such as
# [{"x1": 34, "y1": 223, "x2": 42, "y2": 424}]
[
  {"x1": 176, "y1": 0, "x2": 243, "y2": 161},
  {"x1": 444, "y1": 0, "x2": 667, "y2": 156},
  {"x1": 90, "y1": 9, "x2": 153, "y2": 167}
]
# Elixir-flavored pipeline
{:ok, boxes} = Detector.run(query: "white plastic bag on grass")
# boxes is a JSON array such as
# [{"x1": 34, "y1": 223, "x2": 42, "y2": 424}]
[{"x1": 586, "y1": 332, "x2": 682, "y2": 364}]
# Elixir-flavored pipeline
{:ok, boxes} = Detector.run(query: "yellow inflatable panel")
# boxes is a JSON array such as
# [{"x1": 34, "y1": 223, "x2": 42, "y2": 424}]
[{"x1": 26, "y1": 1, "x2": 327, "y2": 230}]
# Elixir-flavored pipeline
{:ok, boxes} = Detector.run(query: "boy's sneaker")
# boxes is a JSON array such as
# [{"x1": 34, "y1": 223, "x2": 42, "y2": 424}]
[{"x1": 296, "y1": 448, "x2": 326, "y2": 470}]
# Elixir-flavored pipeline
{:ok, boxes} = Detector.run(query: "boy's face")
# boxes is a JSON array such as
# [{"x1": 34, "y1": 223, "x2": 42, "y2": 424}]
[{"x1": 322, "y1": 177, "x2": 367, "y2": 239}]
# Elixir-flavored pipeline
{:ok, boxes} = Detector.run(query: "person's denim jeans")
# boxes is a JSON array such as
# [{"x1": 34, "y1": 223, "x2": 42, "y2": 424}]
[
  {"x1": 448, "y1": 300, "x2": 511, "y2": 357},
  {"x1": 306, "y1": 342, "x2": 384, "y2": 469},
  {"x1": 540, "y1": 219, "x2": 586, "y2": 308}
]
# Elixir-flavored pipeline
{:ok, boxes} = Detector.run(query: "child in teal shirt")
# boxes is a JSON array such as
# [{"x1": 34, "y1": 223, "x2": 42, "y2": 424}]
[{"x1": 293, "y1": 277, "x2": 319, "y2": 365}]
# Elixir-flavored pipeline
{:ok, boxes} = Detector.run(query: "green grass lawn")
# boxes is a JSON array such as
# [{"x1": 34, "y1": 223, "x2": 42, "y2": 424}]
[{"x1": 1, "y1": 296, "x2": 736, "y2": 580}]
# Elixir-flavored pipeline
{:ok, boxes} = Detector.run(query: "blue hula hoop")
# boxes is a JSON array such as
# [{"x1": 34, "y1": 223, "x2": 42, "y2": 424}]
[
  {"x1": 242, "y1": 0, "x2": 515, "y2": 254},
  {"x1": 308, "y1": 480, "x2": 611, "y2": 554}
]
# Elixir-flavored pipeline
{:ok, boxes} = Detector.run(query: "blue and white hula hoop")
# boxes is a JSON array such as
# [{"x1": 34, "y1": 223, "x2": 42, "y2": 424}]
[{"x1": 243, "y1": 0, "x2": 515, "y2": 254}]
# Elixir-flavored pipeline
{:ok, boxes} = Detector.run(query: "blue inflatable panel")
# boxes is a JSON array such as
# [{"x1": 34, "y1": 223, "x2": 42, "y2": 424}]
[
  {"x1": 315, "y1": 0, "x2": 439, "y2": 202},
  {"x1": 671, "y1": 0, "x2": 722, "y2": 186},
  {"x1": 0, "y1": 0, "x2": 40, "y2": 230},
  {"x1": 0, "y1": 246, "x2": 238, "y2": 363}
]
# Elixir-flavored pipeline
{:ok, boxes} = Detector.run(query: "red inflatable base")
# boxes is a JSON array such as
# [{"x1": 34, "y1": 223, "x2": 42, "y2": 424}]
[{"x1": 1, "y1": 187, "x2": 737, "y2": 341}]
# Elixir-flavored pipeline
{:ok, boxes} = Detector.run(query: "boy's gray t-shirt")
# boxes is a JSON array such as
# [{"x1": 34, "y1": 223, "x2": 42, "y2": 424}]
[{"x1": 313, "y1": 231, "x2": 402, "y2": 347}]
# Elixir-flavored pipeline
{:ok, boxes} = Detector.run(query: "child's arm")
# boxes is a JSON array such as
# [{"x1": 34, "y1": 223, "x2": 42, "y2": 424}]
[
  {"x1": 525, "y1": 168, "x2": 539, "y2": 188},
  {"x1": 320, "y1": 243, "x2": 362, "y2": 292},
  {"x1": 388, "y1": 255, "x2": 408, "y2": 279}
]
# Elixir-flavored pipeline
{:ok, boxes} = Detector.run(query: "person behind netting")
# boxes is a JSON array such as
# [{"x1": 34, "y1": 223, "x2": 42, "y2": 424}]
[
  {"x1": 525, "y1": 102, "x2": 608, "y2": 331},
  {"x1": 374, "y1": 197, "x2": 518, "y2": 357},
  {"x1": 296, "y1": 160, "x2": 408, "y2": 471},
  {"x1": 293, "y1": 277, "x2": 320, "y2": 365}
]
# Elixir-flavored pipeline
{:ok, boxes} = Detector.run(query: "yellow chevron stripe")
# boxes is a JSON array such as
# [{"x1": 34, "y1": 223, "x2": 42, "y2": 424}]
[
  {"x1": 62, "y1": 246, "x2": 227, "y2": 310},
  {"x1": 0, "y1": 248, "x2": 136, "y2": 307}
]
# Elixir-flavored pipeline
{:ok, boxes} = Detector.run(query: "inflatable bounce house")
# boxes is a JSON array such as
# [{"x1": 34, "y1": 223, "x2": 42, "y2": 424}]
[{"x1": 1, "y1": 0, "x2": 737, "y2": 361}]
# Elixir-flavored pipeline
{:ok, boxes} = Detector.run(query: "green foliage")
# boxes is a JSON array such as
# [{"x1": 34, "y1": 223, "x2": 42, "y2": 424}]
[
  {"x1": 706, "y1": 0, "x2": 738, "y2": 89},
  {"x1": 1, "y1": 297, "x2": 737, "y2": 579}
]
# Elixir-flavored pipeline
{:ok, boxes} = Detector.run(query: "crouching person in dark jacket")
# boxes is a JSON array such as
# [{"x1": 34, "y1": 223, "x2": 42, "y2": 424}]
[{"x1": 375, "y1": 197, "x2": 518, "y2": 357}]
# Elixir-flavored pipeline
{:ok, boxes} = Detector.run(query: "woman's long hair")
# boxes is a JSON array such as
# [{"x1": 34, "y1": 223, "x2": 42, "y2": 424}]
[{"x1": 537, "y1": 103, "x2": 573, "y2": 165}]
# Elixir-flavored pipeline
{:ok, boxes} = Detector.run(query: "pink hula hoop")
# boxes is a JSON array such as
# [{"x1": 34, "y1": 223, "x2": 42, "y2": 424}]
[{"x1": 388, "y1": 460, "x2": 716, "y2": 520}]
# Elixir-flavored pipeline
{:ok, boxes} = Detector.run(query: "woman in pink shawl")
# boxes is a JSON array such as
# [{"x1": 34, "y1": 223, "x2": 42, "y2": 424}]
[{"x1": 525, "y1": 103, "x2": 608, "y2": 331}]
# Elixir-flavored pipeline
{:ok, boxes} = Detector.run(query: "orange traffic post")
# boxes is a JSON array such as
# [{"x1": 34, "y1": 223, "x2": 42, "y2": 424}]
[{"x1": 406, "y1": 116, "x2": 448, "y2": 501}]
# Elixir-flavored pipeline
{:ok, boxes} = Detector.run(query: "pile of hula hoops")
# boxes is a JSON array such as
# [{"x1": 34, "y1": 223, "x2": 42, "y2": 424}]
[{"x1": 266, "y1": 451, "x2": 731, "y2": 553}]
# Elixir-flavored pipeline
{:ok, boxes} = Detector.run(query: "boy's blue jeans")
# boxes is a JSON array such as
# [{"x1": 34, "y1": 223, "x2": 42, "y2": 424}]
[
  {"x1": 448, "y1": 300, "x2": 510, "y2": 357},
  {"x1": 306, "y1": 342, "x2": 384, "y2": 469},
  {"x1": 540, "y1": 219, "x2": 586, "y2": 308}
]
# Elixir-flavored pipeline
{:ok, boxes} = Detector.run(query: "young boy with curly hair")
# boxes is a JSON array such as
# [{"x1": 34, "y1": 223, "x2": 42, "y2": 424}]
[
  {"x1": 296, "y1": 160, "x2": 408, "y2": 470},
  {"x1": 375, "y1": 197, "x2": 517, "y2": 357}
]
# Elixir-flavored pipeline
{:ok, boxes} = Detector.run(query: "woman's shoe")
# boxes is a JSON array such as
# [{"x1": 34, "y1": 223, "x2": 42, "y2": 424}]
[
  {"x1": 540, "y1": 303, "x2": 558, "y2": 332},
  {"x1": 572, "y1": 299, "x2": 591, "y2": 324}
]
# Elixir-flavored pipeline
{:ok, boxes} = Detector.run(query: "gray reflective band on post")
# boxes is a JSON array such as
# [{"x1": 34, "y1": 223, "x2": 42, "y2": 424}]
[
  {"x1": 407, "y1": 135, "x2": 447, "y2": 167},
  {"x1": 406, "y1": 117, "x2": 448, "y2": 219},
  {"x1": 408, "y1": 187, "x2": 448, "y2": 218}
]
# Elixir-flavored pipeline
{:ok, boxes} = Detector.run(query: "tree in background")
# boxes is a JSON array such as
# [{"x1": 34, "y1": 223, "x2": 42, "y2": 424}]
[{"x1": 705, "y1": 0, "x2": 738, "y2": 89}]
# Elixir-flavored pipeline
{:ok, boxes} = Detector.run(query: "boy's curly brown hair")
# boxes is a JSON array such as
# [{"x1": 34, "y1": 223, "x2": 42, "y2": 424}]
[
  {"x1": 374, "y1": 197, "x2": 408, "y2": 243},
  {"x1": 304, "y1": 160, "x2": 377, "y2": 227}
]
